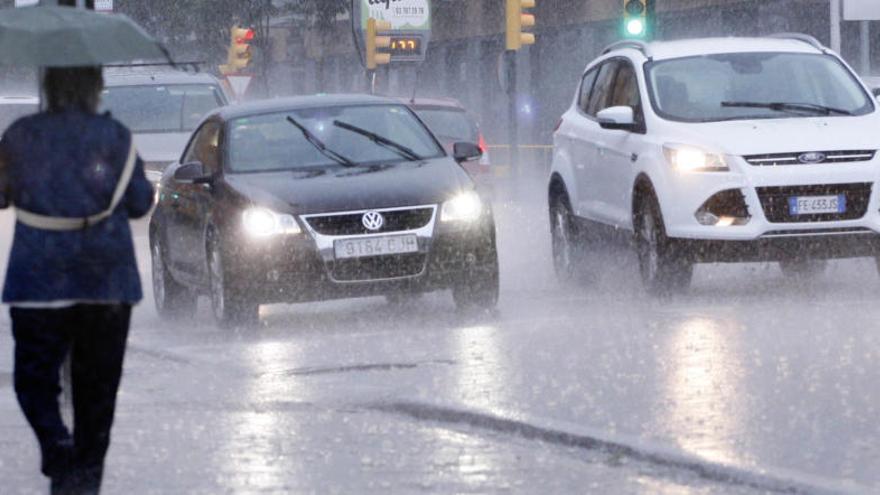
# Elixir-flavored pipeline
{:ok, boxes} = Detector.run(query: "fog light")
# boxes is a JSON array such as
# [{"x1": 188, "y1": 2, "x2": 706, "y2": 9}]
[{"x1": 695, "y1": 189, "x2": 750, "y2": 226}]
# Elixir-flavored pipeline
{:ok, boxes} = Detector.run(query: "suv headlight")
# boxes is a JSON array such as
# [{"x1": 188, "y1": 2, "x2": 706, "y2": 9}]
[
  {"x1": 441, "y1": 191, "x2": 483, "y2": 223},
  {"x1": 242, "y1": 207, "x2": 302, "y2": 237},
  {"x1": 663, "y1": 144, "x2": 729, "y2": 172}
]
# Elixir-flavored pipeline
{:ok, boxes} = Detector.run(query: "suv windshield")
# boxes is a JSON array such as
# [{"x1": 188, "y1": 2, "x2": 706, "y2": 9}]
[
  {"x1": 101, "y1": 84, "x2": 225, "y2": 133},
  {"x1": 227, "y1": 104, "x2": 444, "y2": 173},
  {"x1": 646, "y1": 52, "x2": 873, "y2": 122}
]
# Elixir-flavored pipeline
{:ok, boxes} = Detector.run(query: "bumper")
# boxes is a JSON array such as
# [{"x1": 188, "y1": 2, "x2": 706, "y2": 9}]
[
  {"x1": 678, "y1": 229, "x2": 880, "y2": 263},
  {"x1": 659, "y1": 158, "x2": 880, "y2": 244},
  {"x1": 224, "y1": 211, "x2": 497, "y2": 305}
]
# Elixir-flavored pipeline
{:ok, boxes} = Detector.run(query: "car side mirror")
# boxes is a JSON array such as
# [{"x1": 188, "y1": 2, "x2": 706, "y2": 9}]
[
  {"x1": 597, "y1": 106, "x2": 637, "y2": 131},
  {"x1": 872, "y1": 87, "x2": 880, "y2": 98},
  {"x1": 453, "y1": 142, "x2": 482, "y2": 163},
  {"x1": 173, "y1": 161, "x2": 213, "y2": 185}
]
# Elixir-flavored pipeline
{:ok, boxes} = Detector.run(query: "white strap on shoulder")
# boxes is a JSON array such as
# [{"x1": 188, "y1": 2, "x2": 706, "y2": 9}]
[{"x1": 15, "y1": 140, "x2": 138, "y2": 231}]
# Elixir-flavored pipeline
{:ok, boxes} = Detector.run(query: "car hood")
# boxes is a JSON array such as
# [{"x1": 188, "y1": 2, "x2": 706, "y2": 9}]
[
  {"x1": 671, "y1": 115, "x2": 880, "y2": 156},
  {"x1": 133, "y1": 132, "x2": 191, "y2": 163},
  {"x1": 223, "y1": 157, "x2": 471, "y2": 215}
]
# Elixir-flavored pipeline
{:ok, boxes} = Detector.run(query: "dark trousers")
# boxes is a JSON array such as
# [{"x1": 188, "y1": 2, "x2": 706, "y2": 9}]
[{"x1": 11, "y1": 304, "x2": 131, "y2": 495}]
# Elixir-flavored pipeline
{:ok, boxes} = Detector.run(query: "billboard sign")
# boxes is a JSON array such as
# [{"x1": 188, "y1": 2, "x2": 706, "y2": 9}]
[{"x1": 356, "y1": 0, "x2": 431, "y2": 63}]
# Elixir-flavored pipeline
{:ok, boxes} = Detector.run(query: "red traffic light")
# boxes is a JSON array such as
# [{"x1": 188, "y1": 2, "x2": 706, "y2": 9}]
[{"x1": 235, "y1": 28, "x2": 255, "y2": 44}]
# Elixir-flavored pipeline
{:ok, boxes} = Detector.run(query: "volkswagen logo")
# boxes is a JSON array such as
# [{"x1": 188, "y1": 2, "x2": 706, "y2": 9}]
[
  {"x1": 362, "y1": 211, "x2": 385, "y2": 231},
  {"x1": 798, "y1": 152, "x2": 827, "y2": 164}
]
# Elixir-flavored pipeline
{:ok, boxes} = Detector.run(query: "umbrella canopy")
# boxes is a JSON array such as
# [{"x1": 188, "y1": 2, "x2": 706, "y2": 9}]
[{"x1": 0, "y1": 5, "x2": 170, "y2": 67}]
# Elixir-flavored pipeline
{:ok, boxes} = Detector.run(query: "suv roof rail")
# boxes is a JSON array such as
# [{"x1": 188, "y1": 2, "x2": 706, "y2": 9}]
[
  {"x1": 602, "y1": 40, "x2": 652, "y2": 58},
  {"x1": 767, "y1": 33, "x2": 826, "y2": 52}
]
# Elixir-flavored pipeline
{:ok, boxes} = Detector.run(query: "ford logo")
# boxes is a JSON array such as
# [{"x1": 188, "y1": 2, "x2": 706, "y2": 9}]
[{"x1": 798, "y1": 152, "x2": 827, "y2": 164}]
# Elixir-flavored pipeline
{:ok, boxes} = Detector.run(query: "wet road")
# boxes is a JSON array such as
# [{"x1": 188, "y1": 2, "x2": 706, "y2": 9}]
[{"x1": 1, "y1": 179, "x2": 878, "y2": 494}]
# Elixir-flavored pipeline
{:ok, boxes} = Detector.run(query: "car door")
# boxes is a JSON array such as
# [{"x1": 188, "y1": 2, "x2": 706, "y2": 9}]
[
  {"x1": 575, "y1": 60, "x2": 619, "y2": 220},
  {"x1": 167, "y1": 120, "x2": 221, "y2": 279},
  {"x1": 593, "y1": 60, "x2": 646, "y2": 228},
  {"x1": 558, "y1": 66, "x2": 598, "y2": 217}
]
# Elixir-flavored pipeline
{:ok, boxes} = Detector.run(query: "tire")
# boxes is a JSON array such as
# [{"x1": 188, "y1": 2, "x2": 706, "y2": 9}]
[
  {"x1": 780, "y1": 258, "x2": 827, "y2": 278},
  {"x1": 452, "y1": 255, "x2": 500, "y2": 312},
  {"x1": 549, "y1": 192, "x2": 584, "y2": 283},
  {"x1": 151, "y1": 238, "x2": 197, "y2": 320},
  {"x1": 634, "y1": 191, "x2": 693, "y2": 296},
  {"x1": 208, "y1": 235, "x2": 259, "y2": 328}
]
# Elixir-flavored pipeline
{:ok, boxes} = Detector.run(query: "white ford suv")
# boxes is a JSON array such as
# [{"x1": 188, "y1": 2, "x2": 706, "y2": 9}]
[{"x1": 549, "y1": 34, "x2": 880, "y2": 294}]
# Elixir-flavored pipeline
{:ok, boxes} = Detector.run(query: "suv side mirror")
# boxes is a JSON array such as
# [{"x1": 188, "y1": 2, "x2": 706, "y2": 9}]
[
  {"x1": 597, "y1": 106, "x2": 637, "y2": 131},
  {"x1": 453, "y1": 142, "x2": 483, "y2": 163},
  {"x1": 173, "y1": 161, "x2": 213, "y2": 185}
]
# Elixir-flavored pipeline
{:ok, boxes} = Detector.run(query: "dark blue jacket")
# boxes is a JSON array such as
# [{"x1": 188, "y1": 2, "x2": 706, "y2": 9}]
[{"x1": 0, "y1": 110, "x2": 154, "y2": 304}]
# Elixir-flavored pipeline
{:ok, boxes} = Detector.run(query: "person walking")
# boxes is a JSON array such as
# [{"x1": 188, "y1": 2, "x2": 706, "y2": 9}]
[{"x1": 0, "y1": 66, "x2": 153, "y2": 494}]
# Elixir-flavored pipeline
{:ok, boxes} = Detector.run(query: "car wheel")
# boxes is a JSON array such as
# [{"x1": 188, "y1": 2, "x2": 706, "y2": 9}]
[
  {"x1": 151, "y1": 239, "x2": 196, "y2": 320},
  {"x1": 779, "y1": 258, "x2": 827, "y2": 278},
  {"x1": 208, "y1": 236, "x2": 259, "y2": 328},
  {"x1": 549, "y1": 192, "x2": 584, "y2": 283},
  {"x1": 635, "y1": 192, "x2": 693, "y2": 296},
  {"x1": 452, "y1": 254, "x2": 500, "y2": 312}
]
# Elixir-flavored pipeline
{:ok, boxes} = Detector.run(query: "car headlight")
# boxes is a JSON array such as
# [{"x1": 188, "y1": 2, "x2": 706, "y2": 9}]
[
  {"x1": 242, "y1": 207, "x2": 302, "y2": 237},
  {"x1": 441, "y1": 190, "x2": 483, "y2": 223},
  {"x1": 663, "y1": 144, "x2": 728, "y2": 172}
]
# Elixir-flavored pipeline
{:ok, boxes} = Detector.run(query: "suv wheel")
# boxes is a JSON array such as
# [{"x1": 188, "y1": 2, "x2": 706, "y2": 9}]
[
  {"x1": 635, "y1": 192, "x2": 693, "y2": 295},
  {"x1": 151, "y1": 239, "x2": 196, "y2": 320},
  {"x1": 208, "y1": 236, "x2": 259, "y2": 328},
  {"x1": 550, "y1": 192, "x2": 583, "y2": 282}
]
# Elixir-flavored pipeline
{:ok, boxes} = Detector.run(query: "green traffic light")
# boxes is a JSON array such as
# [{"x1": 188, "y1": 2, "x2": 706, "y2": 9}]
[{"x1": 626, "y1": 18, "x2": 645, "y2": 36}]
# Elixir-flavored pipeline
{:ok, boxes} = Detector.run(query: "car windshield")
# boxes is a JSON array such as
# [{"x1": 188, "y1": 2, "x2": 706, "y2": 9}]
[
  {"x1": 413, "y1": 107, "x2": 478, "y2": 143},
  {"x1": 101, "y1": 84, "x2": 225, "y2": 133},
  {"x1": 227, "y1": 104, "x2": 444, "y2": 173},
  {"x1": 646, "y1": 52, "x2": 874, "y2": 122}
]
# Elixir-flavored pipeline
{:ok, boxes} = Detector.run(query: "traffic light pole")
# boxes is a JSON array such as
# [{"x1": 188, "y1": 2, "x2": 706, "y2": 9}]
[{"x1": 506, "y1": 49, "x2": 518, "y2": 182}]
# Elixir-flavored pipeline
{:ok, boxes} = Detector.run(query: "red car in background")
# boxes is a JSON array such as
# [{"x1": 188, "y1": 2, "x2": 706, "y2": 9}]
[{"x1": 403, "y1": 98, "x2": 493, "y2": 191}]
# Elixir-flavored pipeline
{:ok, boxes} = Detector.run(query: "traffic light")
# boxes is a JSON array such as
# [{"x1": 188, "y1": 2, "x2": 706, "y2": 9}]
[
  {"x1": 219, "y1": 26, "x2": 255, "y2": 75},
  {"x1": 506, "y1": 0, "x2": 536, "y2": 51},
  {"x1": 366, "y1": 18, "x2": 392, "y2": 70},
  {"x1": 623, "y1": 0, "x2": 649, "y2": 39}
]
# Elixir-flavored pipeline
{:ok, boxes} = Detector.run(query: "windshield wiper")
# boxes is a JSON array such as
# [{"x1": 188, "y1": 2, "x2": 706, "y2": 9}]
[
  {"x1": 332, "y1": 120, "x2": 424, "y2": 161},
  {"x1": 286, "y1": 116, "x2": 356, "y2": 167},
  {"x1": 721, "y1": 101, "x2": 853, "y2": 116}
]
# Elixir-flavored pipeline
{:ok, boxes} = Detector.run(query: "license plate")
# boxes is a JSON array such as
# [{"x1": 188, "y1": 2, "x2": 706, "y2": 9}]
[
  {"x1": 788, "y1": 195, "x2": 846, "y2": 215},
  {"x1": 334, "y1": 235, "x2": 418, "y2": 259}
]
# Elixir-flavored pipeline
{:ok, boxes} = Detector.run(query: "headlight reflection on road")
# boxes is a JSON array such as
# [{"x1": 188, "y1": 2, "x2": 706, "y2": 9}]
[
  {"x1": 223, "y1": 340, "x2": 306, "y2": 490},
  {"x1": 661, "y1": 317, "x2": 750, "y2": 465},
  {"x1": 452, "y1": 324, "x2": 511, "y2": 415}
]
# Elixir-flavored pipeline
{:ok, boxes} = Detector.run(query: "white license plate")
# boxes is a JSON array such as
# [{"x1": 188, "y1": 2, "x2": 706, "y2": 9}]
[
  {"x1": 334, "y1": 235, "x2": 418, "y2": 259},
  {"x1": 788, "y1": 195, "x2": 846, "y2": 215}
]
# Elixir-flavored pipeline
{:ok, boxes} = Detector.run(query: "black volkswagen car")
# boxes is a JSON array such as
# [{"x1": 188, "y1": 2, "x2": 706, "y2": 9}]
[{"x1": 149, "y1": 95, "x2": 498, "y2": 326}]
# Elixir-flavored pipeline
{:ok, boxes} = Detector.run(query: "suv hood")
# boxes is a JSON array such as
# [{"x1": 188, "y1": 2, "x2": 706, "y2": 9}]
[
  {"x1": 672, "y1": 115, "x2": 880, "y2": 156},
  {"x1": 223, "y1": 157, "x2": 471, "y2": 215}
]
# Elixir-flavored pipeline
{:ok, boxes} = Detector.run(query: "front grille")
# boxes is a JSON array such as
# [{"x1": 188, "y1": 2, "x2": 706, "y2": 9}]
[
  {"x1": 757, "y1": 183, "x2": 872, "y2": 223},
  {"x1": 305, "y1": 207, "x2": 434, "y2": 236},
  {"x1": 745, "y1": 150, "x2": 875, "y2": 166},
  {"x1": 330, "y1": 253, "x2": 427, "y2": 282}
]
